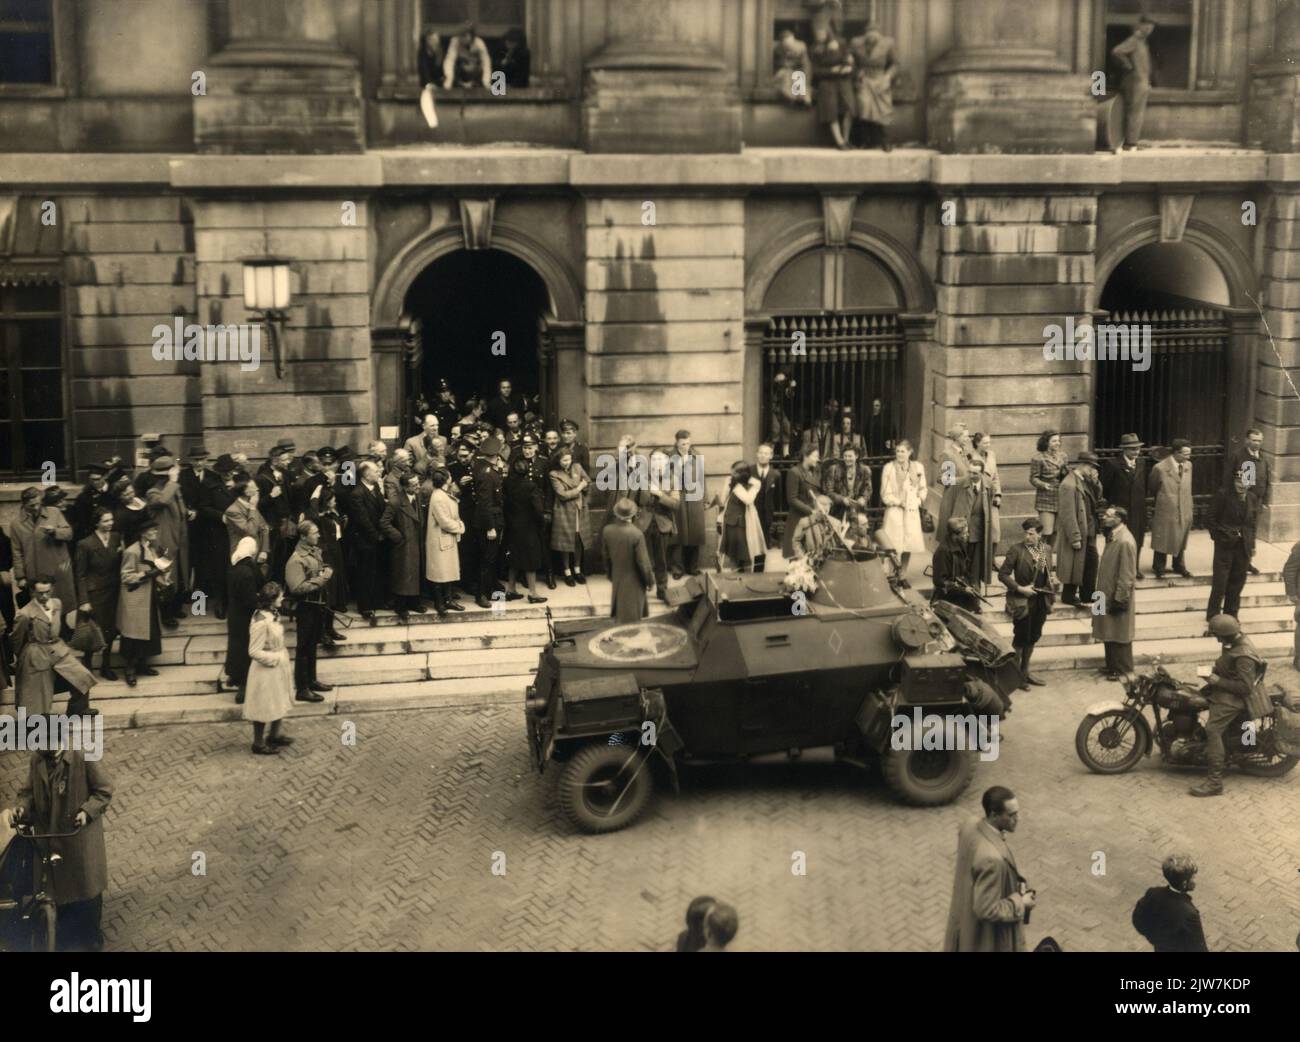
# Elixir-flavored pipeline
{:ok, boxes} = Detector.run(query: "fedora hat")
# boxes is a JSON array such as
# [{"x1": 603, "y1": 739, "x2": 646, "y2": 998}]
[
  {"x1": 612, "y1": 497, "x2": 637, "y2": 521},
  {"x1": 188, "y1": 445, "x2": 211, "y2": 461},
  {"x1": 150, "y1": 454, "x2": 177, "y2": 473},
  {"x1": 1075, "y1": 450, "x2": 1101, "y2": 466},
  {"x1": 1118, "y1": 433, "x2": 1143, "y2": 448}
]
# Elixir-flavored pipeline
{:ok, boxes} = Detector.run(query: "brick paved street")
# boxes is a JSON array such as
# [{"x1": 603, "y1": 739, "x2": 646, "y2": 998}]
[{"x1": 3, "y1": 666, "x2": 1297, "y2": 952}]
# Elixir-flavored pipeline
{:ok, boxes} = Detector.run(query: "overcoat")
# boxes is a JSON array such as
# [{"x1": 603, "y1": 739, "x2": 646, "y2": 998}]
[
  {"x1": 1092, "y1": 526, "x2": 1137, "y2": 643},
  {"x1": 781, "y1": 464, "x2": 821, "y2": 559},
  {"x1": 380, "y1": 489, "x2": 426, "y2": 598},
  {"x1": 117, "y1": 541, "x2": 172, "y2": 641},
  {"x1": 10, "y1": 508, "x2": 76, "y2": 611},
  {"x1": 504, "y1": 472, "x2": 546, "y2": 573},
  {"x1": 74, "y1": 532, "x2": 123, "y2": 634},
  {"x1": 1148, "y1": 455, "x2": 1194, "y2": 555},
  {"x1": 224, "y1": 557, "x2": 264, "y2": 686},
  {"x1": 1101, "y1": 456, "x2": 1150, "y2": 541},
  {"x1": 548, "y1": 464, "x2": 590, "y2": 552},
  {"x1": 242, "y1": 611, "x2": 295, "y2": 724},
  {"x1": 602, "y1": 520, "x2": 653, "y2": 623},
  {"x1": 943, "y1": 817, "x2": 1027, "y2": 952},
  {"x1": 179, "y1": 466, "x2": 225, "y2": 591},
  {"x1": 425, "y1": 488, "x2": 464, "y2": 584},
  {"x1": 879, "y1": 459, "x2": 927, "y2": 553},
  {"x1": 144, "y1": 479, "x2": 190, "y2": 591},
  {"x1": 937, "y1": 477, "x2": 995, "y2": 584},
  {"x1": 670, "y1": 452, "x2": 708, "y2": 548},
  {"x1": 753, "y1": 464, "x2": 781, "y2": 545},
  {"x1": 1053, "y1": 469, "x2": 1093, "y2": 586},
  {"x1": 12, "y1": 598, "x2": 97, "y2": 714},
  {"x1": 17, "y1": 751, "x2": 113, "y2": 905}
]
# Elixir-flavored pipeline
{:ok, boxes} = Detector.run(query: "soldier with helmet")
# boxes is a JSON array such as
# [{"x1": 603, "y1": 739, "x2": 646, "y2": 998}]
[{"x1": 1191, "y1": 614, "x2": 1276, "y2": 797}]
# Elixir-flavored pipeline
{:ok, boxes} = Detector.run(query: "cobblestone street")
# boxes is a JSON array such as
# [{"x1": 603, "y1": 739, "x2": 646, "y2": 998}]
[{"x1": 2, "y1": 666, "x2": 1298, "y2": 952}]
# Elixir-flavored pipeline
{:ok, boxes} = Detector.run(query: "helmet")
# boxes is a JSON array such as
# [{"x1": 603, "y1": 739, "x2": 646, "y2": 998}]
[{"x1": 1207, "y1": 614, "x2": 1241, "y2": 640}]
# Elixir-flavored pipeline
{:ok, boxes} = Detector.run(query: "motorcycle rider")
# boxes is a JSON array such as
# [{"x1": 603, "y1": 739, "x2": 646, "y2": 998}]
[{"x1": 1190, "y1": 614, "x2": 1276, "y2": 797}]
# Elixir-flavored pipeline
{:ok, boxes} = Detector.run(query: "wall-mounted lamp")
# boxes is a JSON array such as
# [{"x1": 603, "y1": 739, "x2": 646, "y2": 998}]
[{"x1": 241, "y1": 256, "x2": 292, "y2": 378}]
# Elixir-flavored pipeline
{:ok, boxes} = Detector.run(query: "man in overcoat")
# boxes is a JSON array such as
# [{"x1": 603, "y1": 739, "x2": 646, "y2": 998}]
[
  {"x1": 12, "y1": 578, "x2": 97, "y2": 717},
  {"x1": 1100, "y1": 433, "x2": 1149, "y2": 578},
  {"x1": 669, "y1": 430, "x2": 708, "y2": 578},
  {"x1": 630, "y1": 446, "x2": 679, "y2": 602},
  {"x1": 937, "y1": 457, "x2": 995, "y2": 588},
  {"x1": 1055, "y1": 453, "x2": 1101, "y2": 606},
  {"x1": 943, "y1": 786, "x2": 1033, "y2": 952},
  {"x1": 10, "y1": 486, "x2": 76, "y2": 614},
  {"x1": 381, "y1": 472, "x2": 428, "y2": 621},
  {"x1": 284, "y1": 520, "x2": 335, "y2": 702},
  {"x1": 1205, "y1": 472, "x2": 1258, "y2": 626},
  {"x1": 602, "y1": 498, "x2": 653, "y2": 623},
  {"x1": 781, "y1": 445, "x2": 821, "y2": 561},
  {"x1": 472, "y1": 438, "x2": 508, "y2": 610},
  {"x1": 1148, "y1": 439, "x2": 1194, "y2": 578},
  {"x1": 752, "y1": 443, "x2": 781, "y2": 571},
  {"x1": 1224, "y1": 427, "x2": 1270, "y2": 575},
  {"x1": 12, "y1": 745, "x2": 113, "y2": 951},
  {"x1": 179, "y1": 446, "x2": 225, "y2": 611},
  {"x1": 1093, "y1": 506, "x2": 1137, "y2": 680}
]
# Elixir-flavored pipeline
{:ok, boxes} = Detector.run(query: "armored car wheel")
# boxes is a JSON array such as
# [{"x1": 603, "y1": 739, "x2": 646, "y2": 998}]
[
  {"x1": 882, "y1": 747, "x2": 975, "y2": 806},
  {"x1": 557, "y1": 743, "x2": 654, "y2": 834}
]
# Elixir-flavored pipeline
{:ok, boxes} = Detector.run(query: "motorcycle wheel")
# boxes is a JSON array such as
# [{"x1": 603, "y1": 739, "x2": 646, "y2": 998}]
[
  {"x1": 1075, "y1": 710, "x2": 1149, "y2": 774},
  {"x1": 1237, "y1": 720, "x2": 1300, "y2": 778}
]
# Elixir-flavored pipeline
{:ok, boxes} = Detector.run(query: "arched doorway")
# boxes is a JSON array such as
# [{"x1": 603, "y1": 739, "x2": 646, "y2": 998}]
[
  {"x1": 1093, "y1": 236, "x2": 1252, "y2": 523},
  {"x1": 402, "y1": 249, "x2": 552, "y2": 426}
]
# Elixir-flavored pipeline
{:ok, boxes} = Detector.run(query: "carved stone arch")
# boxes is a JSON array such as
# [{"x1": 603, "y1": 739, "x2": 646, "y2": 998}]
[
  {"x1": 371, "y1": 220, "x2": 583, "y2": 330},
  {"x1": 744, "y1": 218, "x2": 933, "y2": 314},
  {"x1": 1091, "y1": 214, "x2": 1259, "y2": 312}
]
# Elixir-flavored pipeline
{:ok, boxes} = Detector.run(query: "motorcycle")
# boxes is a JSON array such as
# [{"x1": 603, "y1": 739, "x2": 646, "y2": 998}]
[{"x1": 1075, "y1": 664, "x2": 1300, "y2": 778}]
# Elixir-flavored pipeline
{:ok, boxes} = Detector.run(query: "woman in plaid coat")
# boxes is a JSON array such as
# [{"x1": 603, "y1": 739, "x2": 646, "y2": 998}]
[
  {"x1": 1029, "y1": 430, "x2": 1069, "y2": 546},
  {"x1": 548, "y1": 449, "x2": 591, "y2": 584}
]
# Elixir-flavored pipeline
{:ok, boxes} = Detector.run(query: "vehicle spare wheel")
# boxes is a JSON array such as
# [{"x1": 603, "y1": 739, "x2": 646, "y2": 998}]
[
  {"x1": 557, "y1": 743, "x2": 654, "y2": 834},
  {"x1": 882, "y1": 747, "x2": 975, "y2": 806}
]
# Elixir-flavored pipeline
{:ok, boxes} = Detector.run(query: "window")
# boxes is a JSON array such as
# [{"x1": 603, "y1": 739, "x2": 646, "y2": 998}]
[
  {"x1": 422, "y1": 0, "x2": 527, "y2": 86},
  {"x1": 0, "y1": 281, "x2": 66, "y2": 476},
  {"x1": 1102, "y1": 0, "x2": 1194, "y2": 91},
  {"x1": 775, "y1": 0, "x2": 874, "y2": 46},
  {"x1": 0, "y1": 0, "x2": 53, "y2": 84}
]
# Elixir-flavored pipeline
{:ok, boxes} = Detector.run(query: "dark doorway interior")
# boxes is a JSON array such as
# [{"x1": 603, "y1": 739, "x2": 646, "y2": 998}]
[{"x1": 404, "y1": 248, "x2": 550, "y2": 421}]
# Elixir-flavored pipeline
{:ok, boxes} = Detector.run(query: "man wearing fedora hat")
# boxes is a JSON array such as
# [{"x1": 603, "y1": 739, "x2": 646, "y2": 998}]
[
  {"x1": 1057, "y1": 452, "x2": 1102, "y2": 607},
  {"x1": 1101, "y1": 434, "x2": 1150, "y2": 579},
  {"x1": 602, "y1": 498, "x2": 654, "y2": 623},
  {"x1": 69, "y1": 458, "x2": 124, "y2": 543},
  {"x1": 1148, "y1": 439, "x2": 1194, "y2": 579},
  {"x1": 256, "y1": 443, "x2": 296, "y2": 582},
  {"x1": 180, "y1": 446, "x2": 226, "y2": 615}
]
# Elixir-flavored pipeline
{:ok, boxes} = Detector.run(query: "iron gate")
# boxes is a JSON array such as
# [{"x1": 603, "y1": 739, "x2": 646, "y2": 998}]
[{"x1": 1093, "y1": 306, "x2": 1228, "y2": 525}]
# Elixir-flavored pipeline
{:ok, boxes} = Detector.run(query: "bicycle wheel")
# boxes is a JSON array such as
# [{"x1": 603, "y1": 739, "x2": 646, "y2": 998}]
[{"x1": 30, "y1": 903, "x2": 56, "y2": 953}]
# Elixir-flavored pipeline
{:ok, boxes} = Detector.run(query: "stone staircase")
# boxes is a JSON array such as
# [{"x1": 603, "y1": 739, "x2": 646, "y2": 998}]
[{"x1": 11, "y1": 533, "x2": 1295, "y2": 732}]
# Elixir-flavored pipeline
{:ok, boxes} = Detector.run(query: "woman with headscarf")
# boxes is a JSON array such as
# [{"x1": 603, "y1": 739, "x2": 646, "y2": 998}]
[
  {"x1": 221, "y1": 536, "x2": 264, "y2": 703},
  {"x1": 117, "y1": 517, "x2": 172, "y2": 687},
  {"x1": 504, "y1": 457, "x2": 548, "y2": 603},
  {"x1": 243, "y1": 581, "x2": 295, "y2": 756}
]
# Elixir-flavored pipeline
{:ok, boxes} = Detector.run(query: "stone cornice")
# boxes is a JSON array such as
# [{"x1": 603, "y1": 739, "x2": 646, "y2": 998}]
[{"x1": 2, "y1": 149, "x2": 1298, "y2": 191}]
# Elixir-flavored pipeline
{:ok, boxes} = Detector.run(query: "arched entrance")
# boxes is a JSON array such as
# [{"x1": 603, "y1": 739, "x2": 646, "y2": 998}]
[
  {"x1": 1093, "y1": 230, "x2": 1257, "y2": 523},
  {"x1": 403, "y1": 249, "x2": 551, "y2": 425}
]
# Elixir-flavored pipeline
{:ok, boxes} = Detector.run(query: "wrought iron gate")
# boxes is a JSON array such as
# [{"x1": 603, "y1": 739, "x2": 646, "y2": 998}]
[{"x1": 1093, "y1": 306, "x2": 1228, "y2": 525}]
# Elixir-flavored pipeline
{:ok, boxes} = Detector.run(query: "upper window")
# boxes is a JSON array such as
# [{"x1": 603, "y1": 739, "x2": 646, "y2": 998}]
[
  {"x1": 422, "y1": 0, "x2": 528, "y2": 87},
  {"x1": 0, "y1": 281, "x2": 66, "y2": 478},
  {"x1": 775, "y1": 0, "x2": 874, "y2": 44},
  {"x1": 0, "y1": 0, "x2": 53, "y2": 84},
  {"x1": 1102, "y1": 0, "x2": 1194, "y2": 91}
]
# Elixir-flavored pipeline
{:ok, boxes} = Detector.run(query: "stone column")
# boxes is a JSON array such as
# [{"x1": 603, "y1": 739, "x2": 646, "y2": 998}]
[
  {"x1": 1255, "y1": 187, "x2": 1300, "y2": 542},
  {"x1": 929, "y1": 191, "x2": 1098, "y2": 546},
  {"x1": 927, "y1": 0, "x2": 1094, "y2": 153},
  {"x1": 582, "y1": 0, "x2": 741, "y2": 153},
  {"x1": 1248, "y1": 0, "x2": 1300, "y2": 151},
  {"x1": 195, "y1": 0, "x2": 363, "y2": 153}
]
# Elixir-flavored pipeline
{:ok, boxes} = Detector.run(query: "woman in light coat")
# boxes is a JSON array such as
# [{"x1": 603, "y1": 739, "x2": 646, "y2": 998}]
[
  {"x1": 879, "y1": 439, "x2": 927, "y2": 571},
  {"x1": 425, "y1": 467, "x2": 466, "y2": 617},
  {"x1": 716, "y1": 462, "x2": 765, "y2": 571},
  {"x1": 117, "y1": 517, "x2": 173, "y2": 686},
  {"x1": 243, "y1": 581, "x2": 295, "y2": 755}
]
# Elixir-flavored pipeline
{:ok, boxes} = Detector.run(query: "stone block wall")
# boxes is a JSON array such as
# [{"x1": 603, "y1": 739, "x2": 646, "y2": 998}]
[
  {"x1": 62, "y1": 195, "x2": 199, "y2": 471},
  {"x1": 1257, "y1": 187, "x2": 1300, "y2": 543},
  {"x1": 929, "y1": 193, "x2": 1098, "y2": 546},
  {"x1": 191, "y1": 199, "x2": 373, "y2": 460}
]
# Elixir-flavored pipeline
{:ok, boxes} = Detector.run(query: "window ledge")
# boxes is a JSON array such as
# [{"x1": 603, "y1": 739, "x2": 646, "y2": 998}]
[
  {"x1": 387, "y1": 85, "x2": 571, "y2": 103},
  {"x1": 0, "y1": 84, "x2": 67, "y2": 98},
  {"x1": 1148, "y1": 88, "x2": 1240, "y2": 104}
]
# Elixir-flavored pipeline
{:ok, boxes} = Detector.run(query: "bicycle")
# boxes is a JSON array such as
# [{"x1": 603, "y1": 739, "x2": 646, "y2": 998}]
[{"x1": 0, "y1": 823, "x2": 81, "y2": 952}]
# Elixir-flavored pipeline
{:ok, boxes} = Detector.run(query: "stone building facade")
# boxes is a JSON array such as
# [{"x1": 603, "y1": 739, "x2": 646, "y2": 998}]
[{"x1": 3, "y1": 0, "x2": 1300, "y2": 544}]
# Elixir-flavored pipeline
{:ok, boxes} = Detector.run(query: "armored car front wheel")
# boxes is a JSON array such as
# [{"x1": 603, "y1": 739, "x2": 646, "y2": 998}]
[
  {"x1": 881, "y1": 747, "x2": 975, "y2": 806},
  {"x1": 557, "y1": 743, "x2": 655, "y2": 834}
]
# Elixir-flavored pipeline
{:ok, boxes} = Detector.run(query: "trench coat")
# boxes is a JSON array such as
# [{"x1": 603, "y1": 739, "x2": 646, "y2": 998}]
[
  {"x1": 74, "y1": 532, "x2": 123, "y2": 636},
  {"x1": 17, "y1": 750, "x2": 113, "y2": 905},
  {"x1": 670, "y1": 453, "x2": 708, "y2": 548},
  {"x1": 12, "y1": 598, "x2": 97, "y2": 715},
  {"x1": 117, "y1": 541, "x2": 173, "y2": 642},
  {"x1": 1101, "y1": 456, "x2": 1149, "y2": 542},
  {"x1": 1148, "y1": 455, "x2": 1194, "y2": 555},
  {"x1": 602, "y1": 520, "x2": 653, "y2": 623},
  {"x1": 943, "y1": 817, "x2": 1027, "y2": 952},
  {"x1": 380, "y1": 489, "x2": 426, "y2": 598},
  {"x1": 10, "y1": 508, "x2": 76, "y2": 612},
  {"x1": 936, "y1": 477, "x2": 995, "y2": 584},
  {"x1": 1092, "y1": 525, "x2": 1137, "y2": 643},
  {"x1": 145, "y1": 479, "x2": 189, "y2": 592},
  {"x1": 425, "y1": 488, "x2": 464, "y2": 584},
  {"x1": 1054, "y1": 469, "x2": 1093, "y2": 587}
]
